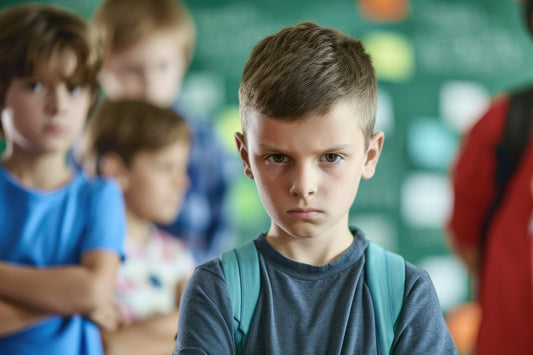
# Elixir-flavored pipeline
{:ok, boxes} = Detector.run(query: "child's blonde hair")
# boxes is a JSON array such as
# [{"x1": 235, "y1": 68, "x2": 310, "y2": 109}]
[
  {"x1": 82, "y1": 99, "x2": 190, "y2": 175},
  {"x1": 0, "y1": 4, "x2": 102, "y2": 109},
  {"x1": 92, "y1": 0, "x2": 195, "y2": 68}
]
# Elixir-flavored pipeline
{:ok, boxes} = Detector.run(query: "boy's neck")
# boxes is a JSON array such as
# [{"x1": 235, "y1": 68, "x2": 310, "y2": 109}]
[
  {"x1": 125, "y1": 210, "x2": 153, "y2": 246},
  {"x1": 266, "y1": 225, "x2": 354, "y2": 266},
  {"x1": 1, "y1": 149, "x2": 73, "y2": 190}
]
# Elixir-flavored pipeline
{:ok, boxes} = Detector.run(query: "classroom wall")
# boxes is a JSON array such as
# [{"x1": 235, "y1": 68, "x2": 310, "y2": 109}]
[{"x1": 2, "y1": 0, "x2": 533, "y2": 312}]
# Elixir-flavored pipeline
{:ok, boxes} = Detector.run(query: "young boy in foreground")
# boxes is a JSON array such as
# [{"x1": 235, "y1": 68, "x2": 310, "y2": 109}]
[
  {"x1": 0, "y1": 4, "x2": 125, "y2": 354},
  {"x1": 174, "y1": 22, "x2": 457, "y2": 354}
]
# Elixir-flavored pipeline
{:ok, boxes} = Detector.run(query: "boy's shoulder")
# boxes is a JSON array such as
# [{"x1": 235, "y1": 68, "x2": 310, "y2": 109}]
[
  {"x1": 78, "y1": 171, "x2": 121, "y2": 190},
  {"x1": 0, "y1": 167, "x2": 115, "y2": 197},
  {"x1": 69, "y1": 171, "x2": 123, "y2": 207}
]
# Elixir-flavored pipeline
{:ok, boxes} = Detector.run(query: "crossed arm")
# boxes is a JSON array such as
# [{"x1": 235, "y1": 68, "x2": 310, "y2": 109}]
[
  {"x1": 0, "y1": 250, "x2": 121, "y2": 335},
  {"x1": 100, "y1": 310, "x2": 181, "y2": 355},
  {"x1": 0, "y1": 297, "x2": 49, "y2": 335},
  {"x1": 100, "y1": 276, "x2": 190, "y2": 355}
]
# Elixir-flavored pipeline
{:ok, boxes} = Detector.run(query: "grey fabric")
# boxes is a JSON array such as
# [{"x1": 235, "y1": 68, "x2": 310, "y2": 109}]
[{"x1": 175, "y1": 230, "x2": 458, "y2": 355}]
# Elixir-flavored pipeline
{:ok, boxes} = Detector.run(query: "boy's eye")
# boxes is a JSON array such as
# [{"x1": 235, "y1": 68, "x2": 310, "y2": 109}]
[
  {"x1": 26, "y1": 81, "x2": 44, "y2": 92},
  {"x1": 320, "y1": 153, "x2": 341, "y2": 163},
  {"x1": 68, "y1": 84, "x2": 85, "y2": 96},
  {"x1": 266, "y1": 154, "x2": 287, "y2": 164}
]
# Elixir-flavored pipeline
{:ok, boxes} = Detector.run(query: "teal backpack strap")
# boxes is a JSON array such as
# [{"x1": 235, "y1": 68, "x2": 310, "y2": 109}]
[
  {"x1": 365, "y1": 241, "x2": 406, "y2": 355},
  {"x1": 221, "y1": 240, "x2": 260, "y2": 354}
]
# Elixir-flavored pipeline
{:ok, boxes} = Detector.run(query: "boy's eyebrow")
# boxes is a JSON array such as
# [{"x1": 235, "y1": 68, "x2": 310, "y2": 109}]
[
  {"x1": 321, "y1": 144, "x2": 354, "y2": 151},
  {"x1": 16, "y1": 72, "x2": 84, "y2": 85},
  {"x1": 15, "y1": 73, "x2": 41, "y2": 80},
  {"x1": 257, "y1": 143, "x2": 354, "y2": 153}
]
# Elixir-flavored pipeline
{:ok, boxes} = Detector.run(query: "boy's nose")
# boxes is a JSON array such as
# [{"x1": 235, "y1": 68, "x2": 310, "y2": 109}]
[
  {"x1": 46, "y1": 86, "x2": 68, "y2": 115},
  {"x1": 141, "y1": 70, "x2": 160, "y2": 102},
  {"x1": 289, "y1": 164, "x2": 317, "y2": 198}
]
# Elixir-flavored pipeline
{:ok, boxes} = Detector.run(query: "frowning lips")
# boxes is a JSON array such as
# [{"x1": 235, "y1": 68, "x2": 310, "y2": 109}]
[{"x1": 286, "y1": 208, "x2": 324, "y2": 219}]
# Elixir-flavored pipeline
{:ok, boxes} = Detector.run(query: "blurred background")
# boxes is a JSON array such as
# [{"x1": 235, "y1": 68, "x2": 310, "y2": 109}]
[{"x1": 3, "y1": 0, "x2": 533, "y2": 320}]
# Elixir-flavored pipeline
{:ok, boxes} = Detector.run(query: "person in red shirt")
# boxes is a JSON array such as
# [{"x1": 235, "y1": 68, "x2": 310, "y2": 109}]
[{"x1": 447, "y1": 1, "x2": 533, "y2": 353}]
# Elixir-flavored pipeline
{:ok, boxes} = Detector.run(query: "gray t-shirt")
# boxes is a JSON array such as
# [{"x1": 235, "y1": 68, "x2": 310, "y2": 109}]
[{"x1": 175, "y1": 230, "x2": 458, "y2": 354}]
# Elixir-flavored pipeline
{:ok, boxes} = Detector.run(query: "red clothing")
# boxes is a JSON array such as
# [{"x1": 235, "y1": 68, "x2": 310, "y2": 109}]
[{"x1": 448, "y1": 94, "x2": 533, "y2": 354}]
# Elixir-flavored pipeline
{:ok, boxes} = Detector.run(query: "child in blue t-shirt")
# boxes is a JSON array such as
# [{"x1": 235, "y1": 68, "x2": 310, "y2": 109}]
[{"x1": 0, "y1": 4, "x2": 125, "y2": 354}]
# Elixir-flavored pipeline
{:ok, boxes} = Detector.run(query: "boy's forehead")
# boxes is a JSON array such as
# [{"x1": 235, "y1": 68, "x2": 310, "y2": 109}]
[
  {"x1": 137, "y1": 139, "x2": 188, "y2": 153},
  {"x1": 244, "y1": 100, "x2": 359, "y2": 133},
  {"x1": 33, "y1": 50, "x2": 79, "y2": 80},
  {"x1": 245, "y1": 101, "x2": 363, "y2": 148},
  {"x1": 131, "y1": 140, "x2": 190, "y2": 167},
  {"x1": 113, "y1": 30, "x2": 184, "y2": 56}
]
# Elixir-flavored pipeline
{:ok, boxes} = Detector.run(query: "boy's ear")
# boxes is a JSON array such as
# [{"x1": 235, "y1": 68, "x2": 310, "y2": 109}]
[
  {"x1": 362, "y1": 131, "x2": 385, "y2": 180},
  {"x1": 234, "y1": 132, "x2": 254, "y2": 180},
  {"x1": 99, "y1": 152, "x2": 130, "y2": 190}
]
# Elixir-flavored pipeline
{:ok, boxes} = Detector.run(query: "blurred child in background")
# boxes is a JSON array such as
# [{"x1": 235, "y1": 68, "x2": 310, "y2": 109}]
[
  {"x1": 446, "y1": 0, "x2": 533, "y2": 352},
  {"x1": 91, "y1": 0, "x2": 236, "y2": 263},
  {"x1": 80, "y1": 99, "x2": 195, "y2": 355},
  {"x1": 0, "y1": 4, "x2": 125, "y2": 354}
]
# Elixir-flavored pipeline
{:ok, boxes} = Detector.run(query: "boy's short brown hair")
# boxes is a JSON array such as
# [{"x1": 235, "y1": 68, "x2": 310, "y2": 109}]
[
  {"x1": 0, "y1": 4, "x2": 102, "y2": 107},
  {"x1": 239, "y1": 21, "x2": 377, "y2": 146},
  {"x1": 82, "y1": 99, "x2": 190, "y2": 175},
  {"x1": 92, "y1": 0, "x2": 195, "y2": 68}
]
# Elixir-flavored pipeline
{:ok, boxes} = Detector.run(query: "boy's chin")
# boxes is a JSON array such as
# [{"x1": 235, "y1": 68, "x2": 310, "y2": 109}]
[{"x1": 153, "y1": 211, "x2": 180, "y2": 226}]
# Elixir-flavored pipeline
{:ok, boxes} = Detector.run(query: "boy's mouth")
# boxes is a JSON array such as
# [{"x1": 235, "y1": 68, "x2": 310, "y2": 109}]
[
  {"x1": 286, "y1": 208, "x2": 323, "y2": 219},
  {"x1": 43, "y1": 123, "x2": 66, "y2": 135}
]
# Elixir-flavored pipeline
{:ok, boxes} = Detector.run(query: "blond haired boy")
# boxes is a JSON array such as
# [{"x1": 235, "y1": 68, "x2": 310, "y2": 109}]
[
  {"x1": 0, "y1": 4, "x2": 125, "y2": 354},
  {"x1": 92, "y1": 0, "x2": 235, "y2": 263},
  {"x1": 174, "y1": 22, "x2": 457, "y2": 354}
]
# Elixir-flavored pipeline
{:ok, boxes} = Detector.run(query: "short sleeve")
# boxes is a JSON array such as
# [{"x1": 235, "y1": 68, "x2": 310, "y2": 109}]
[
  {"x1": 392, "y1": 263, "x2": 458, "y2": 354},
  {"x1": 81, "y1": 177, "x2": 126, "y2": 260},
  {"x1": 175, "y1": 260, "x2": 235, "y2": 354}
]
